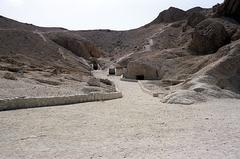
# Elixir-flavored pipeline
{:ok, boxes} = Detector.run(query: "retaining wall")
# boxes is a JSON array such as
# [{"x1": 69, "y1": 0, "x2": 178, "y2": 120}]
[
  {"x1": 0, "y1": 91, "x2": 122, "y2": 111},
  {"x1": 120, "y1": 75, "x2": 138, "y2": 82}
]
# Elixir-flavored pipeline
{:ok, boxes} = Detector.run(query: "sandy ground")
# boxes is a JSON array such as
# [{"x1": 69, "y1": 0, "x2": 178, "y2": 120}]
[{"x1": 0, "y1": 71, "x2": 240, "y2": 159}]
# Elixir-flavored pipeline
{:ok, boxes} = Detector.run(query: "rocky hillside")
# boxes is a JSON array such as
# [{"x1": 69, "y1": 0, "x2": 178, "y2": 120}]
[
  {"x1": 1, "y1": 0, "x2": 240, "y2": 104},
  {"x1": 123, "y1": 0, "x2": 240, "y2": 104},
  {"x1": 72, "y1": 0, "x2": 240, "y2": 104},
  {"x1": 0, "y1": 15, "x2": 109, "y2": 100}
]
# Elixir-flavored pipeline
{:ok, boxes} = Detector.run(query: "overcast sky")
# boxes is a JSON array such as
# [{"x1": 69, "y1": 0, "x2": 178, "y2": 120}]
[{"x1": 0, "y1": 0, "x2": 223, "y2": 30}]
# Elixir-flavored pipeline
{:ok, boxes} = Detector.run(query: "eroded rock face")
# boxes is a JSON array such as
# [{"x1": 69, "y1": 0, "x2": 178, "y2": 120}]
[
  {"x1": 151, "y1": 7, "x2": 187, "y2": 24},
  {"x1": 205, "y1": 42, "x2": 240, "y2": 93},
  {"x1": 189, "y1": 19, "x2": 230, "y2": 54},
  {"x1": 217, "y1": 0, "x2": 240, "y2": 22},
  {"x1": 187, "y1": 12, "x2": 206, "y2": 27},
  {"x1": 163, "y1": 40, "x2": 240, "y2": 105},
  {"x1": 49, "y1": 34, "x2": 102, "y2": 59}
]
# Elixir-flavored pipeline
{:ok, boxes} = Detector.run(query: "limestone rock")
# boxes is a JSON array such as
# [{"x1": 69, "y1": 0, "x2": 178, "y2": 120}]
[
  {"x1": 189, "y1": 19, "x2": 230, "y2": 54},
  {"x1": 3, "y1": 72, "x2": 17, "y2": 80},
  {"x1": 204, "y1": 42, "x2": 240, "y2": 94},
  {"x1": 87, "y1": 77, "x2": 101, "y2": 87},
  {"x1": 161, "y1": 90, "x2": 206, "y2": 105}
]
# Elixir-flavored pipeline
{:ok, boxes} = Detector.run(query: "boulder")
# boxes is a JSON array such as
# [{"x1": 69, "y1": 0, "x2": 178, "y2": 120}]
[
  {"x1": 100, "y1": 79, "x2": 113, "y2": 86},
  {"x1": 189, "y1": 19, "x2": 230, "y2": 54},
  {"x1": 3, "y1": 72, "x2": 17, "y2": 80},
  {"x1": 87, "y1": 77, "x2": 101, "y2": 87},
  {"x1": 161, "y1": 90, "x2": 206, "y2": 105}
]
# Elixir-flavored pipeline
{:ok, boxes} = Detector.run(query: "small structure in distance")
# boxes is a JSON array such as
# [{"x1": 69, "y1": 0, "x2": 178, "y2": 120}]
[{"x1": 109, "y1": 64, "x2": 124, "y2": 76}]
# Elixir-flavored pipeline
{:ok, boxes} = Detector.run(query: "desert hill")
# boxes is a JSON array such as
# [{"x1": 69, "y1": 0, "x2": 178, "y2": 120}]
[
  {"x1": 0, "y1": 16, "x2": 112, "y2": 99},
  {"x1": 71, "y1": 0, "x2": 240, "y2": 104}
]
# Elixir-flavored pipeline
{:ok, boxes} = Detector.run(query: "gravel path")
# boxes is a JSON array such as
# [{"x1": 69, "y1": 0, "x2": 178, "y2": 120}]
[{"x1": 0, "y1": 71, "x2": 240, "y2": 159}]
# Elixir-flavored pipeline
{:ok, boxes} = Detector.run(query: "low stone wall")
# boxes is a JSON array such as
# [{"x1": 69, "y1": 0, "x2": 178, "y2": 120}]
[
  {"x1": 120, "y1": 75, "x2": 138, "y2": 82},
  {"x1": 0, "y1": 91, "x2": 122, "y2": 111}
]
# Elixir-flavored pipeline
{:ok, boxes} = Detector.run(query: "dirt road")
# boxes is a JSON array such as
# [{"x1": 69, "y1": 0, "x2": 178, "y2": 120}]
[{"x1": 0, "y1": 71, "x2": 240, "y2": 159}]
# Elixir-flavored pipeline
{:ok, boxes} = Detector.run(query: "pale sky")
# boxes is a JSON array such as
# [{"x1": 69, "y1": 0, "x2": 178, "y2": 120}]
[{"x1": 0, "y1": 0, "x2": 223, "y2": 30}]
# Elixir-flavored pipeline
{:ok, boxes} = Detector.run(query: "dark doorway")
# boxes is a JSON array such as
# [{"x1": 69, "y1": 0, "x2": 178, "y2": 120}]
[
  {"x1": 93, "y1": 64, "x2": 98, "y2": 70},
  {"x1": 136, "y1": 75, "x2": 144, "y2": 80},
  {"x1": 109, "y1": 68, "x2": 115, "y2": 75}
]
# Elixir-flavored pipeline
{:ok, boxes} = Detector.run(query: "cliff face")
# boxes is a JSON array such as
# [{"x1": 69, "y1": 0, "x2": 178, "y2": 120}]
[
  {"x1": 217, "y1": 0, "x2": 240, "y2": 22},
  {"x1": 48, "y1": 33, "x2": 102, "y2": 59}
]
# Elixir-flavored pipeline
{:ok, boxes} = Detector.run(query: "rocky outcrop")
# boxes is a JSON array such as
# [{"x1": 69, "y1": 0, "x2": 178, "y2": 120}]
[
  {"x1": 189, "y1": 19, "x2": 230, "y2": 54},
  {"x1": 3, "y1": 72, "x2": 17, "y2": 80},
  {"x1": 151, "y1": 7, "x2": 187, "y2": 24},
  {"x1": 163, "y1": 40, "x2": 240, "y2": 105},
  {"x1": 49, "y1": 33, "x2": 102, "y2": 59},
  {"x1": 204, "y1": 42, "x2": 240, "y2": 93},
  {"x1": 187, "y1": 12, "x2": 206, "y2": 27},
  {"x1": 216, "y1": 0, "x2": 240, "y2": 22}
]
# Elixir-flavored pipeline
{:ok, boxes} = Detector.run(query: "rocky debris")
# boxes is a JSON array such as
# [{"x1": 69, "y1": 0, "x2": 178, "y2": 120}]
[
  {"x1": 82, "y1": 86, "x2": 102, "y2": 94},
  {"x1": 162, "y1": 90, "x2": 206, "y2": 105},
  {"x1": 216, "y1": 0, "x2": 240, "y2": 22},
  {"x1": 187, "y1": 12, "x2": 206, "y2": 27},
  {"x1": 34, "y1": 78, "x2": 61, "y2": 86},
  {"x1": 85, "y1": 78, "x2": 116, "y2": 93},
  {"x1": 151, "y1": 7, "x2": 187, "y2": 24},
  {"x1": 100, "y1": 79, "x2": 113, "y2": 86},
  {"x1": 3, "y1": 72, "x2": 17, "y2": 80},
  {"x1": 52, "y1": 67, "x2": 63, "y2": 75},
  {"x1": 87, "y1": 77, "x2": 101, "y2": 87},
  {"x1": 189, "y1": 19, "x2": 230, "y2": 54}
]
